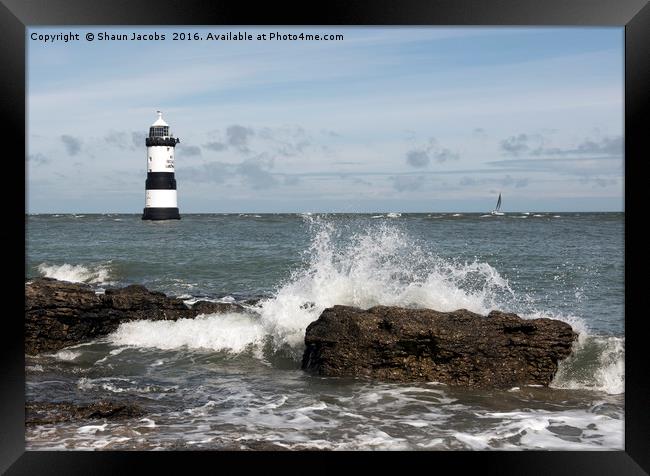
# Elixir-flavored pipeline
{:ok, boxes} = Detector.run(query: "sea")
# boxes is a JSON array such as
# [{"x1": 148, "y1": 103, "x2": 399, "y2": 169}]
[{"x1": 25, "y1": 212, "x2": 624, "y2": 450}]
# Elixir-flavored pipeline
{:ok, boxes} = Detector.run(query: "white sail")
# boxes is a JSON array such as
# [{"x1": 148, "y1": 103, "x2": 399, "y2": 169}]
[{"x1": 490, "y1": 193, "x2": 504, "y2": 215}]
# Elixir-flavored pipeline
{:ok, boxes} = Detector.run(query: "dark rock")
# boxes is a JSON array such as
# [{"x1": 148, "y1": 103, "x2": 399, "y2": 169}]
[
  {"x1": 25, "y1": 278, "x2": 241, "y2": 355},
  {"x1": 26, "y1": 401, "x2": 146, "y2": 425},
  {"x1": 302, "y1": 305, "x2": 577, "y2": 389},
  {"x1": 26, "y1": 278, "x2": 111, "y2": 356},
  {"x1": 103, "y1": 285, "x2": 188, "y2": 312},
  {"x1": 191, "y1": 300, "x2": 245, "y2": 315}
]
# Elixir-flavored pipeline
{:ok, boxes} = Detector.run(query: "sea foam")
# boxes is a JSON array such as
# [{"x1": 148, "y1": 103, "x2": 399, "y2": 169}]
[
  {"x1": 551, "y1": 336, "x2": 624, "y2": 395},
  {"x1": 37, "y1": 262, "x2": 114, "y2": 285},
  {"x1": 105, "y1": 218, "x2": 622, "y2": 395},
  {"x1": 255, "y1": 218, "x2": 515, "y2": 348},
  {"x1": 109, "y1": 313, "x2": 265, "y2": 354},
  {"x1": 109, "y1": 219, "x2": 516, "y2": 352}
]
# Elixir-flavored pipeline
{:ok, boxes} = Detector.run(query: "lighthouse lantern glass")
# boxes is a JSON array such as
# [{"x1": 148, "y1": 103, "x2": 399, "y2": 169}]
[{"x1": 149, "y1": 126, "x2": 169, "y2": 138}]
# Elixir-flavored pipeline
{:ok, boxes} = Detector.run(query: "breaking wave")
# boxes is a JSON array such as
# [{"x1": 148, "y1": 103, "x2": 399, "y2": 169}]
[
  {"x1": 109, "y1": 313, "x2": 265, "y2": 355},
  {"x1": 37, "y1": 262, "x2": 114, "y2": 285},
  {"x1": 255, "y1": 219, "x2": 516, "y2": 349},
  {"x1": 551, "y1": 336, "x2": 624, "y2": 395},
  {"x1": 106, "y1": 218, "x2": 621, "y2": 394}
]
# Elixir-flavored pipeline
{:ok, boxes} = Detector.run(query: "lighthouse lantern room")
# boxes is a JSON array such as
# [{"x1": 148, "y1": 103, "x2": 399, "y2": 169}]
[{"x1": 142, "y1": 111, "x2": 181, "y2": 220}]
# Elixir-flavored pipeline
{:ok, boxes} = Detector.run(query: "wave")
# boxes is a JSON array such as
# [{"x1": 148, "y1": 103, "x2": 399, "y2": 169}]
[
  {"x1": 460, "y1": 405, "x2": 623, "y2": 449},
  {"x1": 105, "y1": 218, "x2": 620, "y2": 394},
  {"x1": 109, "y1": 219, "x2": 517, "y2": 353},
  {"x1": 551, "y1": 336, "x2": 624, "y2": 395},
  {"x1": 109, "y1": 313, "x2": 266, "y2": 355},
  {"x1": 37, "y1": 262, "x2": 114, "y2": 285},
  {"x1": 255, "y1": 218, "x2": 515, "y2": 349}
]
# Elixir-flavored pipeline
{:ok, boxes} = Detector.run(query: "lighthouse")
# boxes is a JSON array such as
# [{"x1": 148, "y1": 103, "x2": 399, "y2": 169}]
[{"x1": 142, "y1": 111, "x2": 180, "y2": 220}]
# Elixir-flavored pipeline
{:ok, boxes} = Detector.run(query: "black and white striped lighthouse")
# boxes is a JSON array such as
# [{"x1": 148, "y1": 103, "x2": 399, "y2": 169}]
[{"x1": 142, "y1": 111, "x2": 180, "y2": 220}]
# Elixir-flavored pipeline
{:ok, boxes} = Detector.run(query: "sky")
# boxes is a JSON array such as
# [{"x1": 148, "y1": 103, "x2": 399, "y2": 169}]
[{"x1": 27, "y1": 27, "x2": 624, "y2": 213}]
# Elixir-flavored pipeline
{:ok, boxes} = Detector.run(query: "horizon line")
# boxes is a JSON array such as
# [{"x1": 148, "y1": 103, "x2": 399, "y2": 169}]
[{"x1": 25, "y1": 210, "x2": 624, "y2": 215}]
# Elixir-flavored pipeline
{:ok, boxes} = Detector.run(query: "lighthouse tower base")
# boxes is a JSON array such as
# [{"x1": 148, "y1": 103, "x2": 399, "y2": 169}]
[{"x1": 142, "y1": 207, "x2": 180, "y2": 220}]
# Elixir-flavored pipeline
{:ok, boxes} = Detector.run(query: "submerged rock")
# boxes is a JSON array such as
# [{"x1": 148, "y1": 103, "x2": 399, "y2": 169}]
[
  {"x1": 302, "y1": 305, "x2": 577, "y2": 388},
  {"x1": 26, "y1": 401, "x2": 146, "y2": 425},
  {"x1": 25, "y1": 278, "x2": 244, "y2": 355}
]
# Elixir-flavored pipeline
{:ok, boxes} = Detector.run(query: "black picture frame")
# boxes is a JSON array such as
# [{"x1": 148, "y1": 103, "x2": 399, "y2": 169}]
[{"x1": 2, "y1": 0, "x2": 647, "y2": 473}]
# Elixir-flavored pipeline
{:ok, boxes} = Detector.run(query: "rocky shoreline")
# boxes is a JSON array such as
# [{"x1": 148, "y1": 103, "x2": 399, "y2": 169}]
[
  {"x1": 26, "y1": 278, "x2": 577, "y2": 389},
  {"x1": 25, "y1": 277, "x2": 245, "y2": 355}
]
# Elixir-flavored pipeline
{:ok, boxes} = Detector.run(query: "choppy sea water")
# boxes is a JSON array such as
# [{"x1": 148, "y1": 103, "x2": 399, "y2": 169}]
[{"x1": 25, "y1": 213, "x2": 624, "y2": 450}]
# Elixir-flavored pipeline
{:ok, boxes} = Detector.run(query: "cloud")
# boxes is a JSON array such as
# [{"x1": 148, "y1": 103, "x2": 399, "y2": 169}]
[
  {"x1": 236, "y1": 156, "x2": 278, "y2": 189},
  {"x1": 177, "y1": 155, "x2": 278, "y2": 189},
  {"x1": 532, "y1": 135, "x2": 623, "y2": 156},
  {"x1": 433, "y1": 148, "x2": 460, "y2": 163},
  {"x1": 390, "y1": 175, "x2": 425, "y2": 192},
  {"x1": 104, "y1": 131, "x2": 131, "y2": 150},
  {"x1": 405, "y1": 137, "x2": 460, "y2": 167},
  {"x1": 178, "y1": 161, "x2": 233, "y2": 184},
  {"x1": 490, "y1": 132, "x2": 623, "y2": 182},
  {"x1": 500, "y1": 134, "x2": 531, "y2": 155},
  {"x1": 131, "y1": 132, "x2": 147, "y2": 149},
  {"x1": 28, "y1": 153, "x2": 50, "y2": 166},
  {"x1": 501, "y1": 133, "x2": 623, "y2": 159},
  {"x1": 578, "y1": 176, "x2": 618, "y2": 188},
  {"x1": 321, "y1": 129, "x2": 341, "y2": 138},
  {"x1": 177, "y1": 143, "x2": 201, "y2": 156},
  {"x1": 501, "y1": 175, "x2": 529, "y2": 188},
  {"x1": 258, "y1": 125, "x2": 312, "y2": 157},
  {"x1": 406, "y1": 150, "x2": 430, "y2": 167},
  {"x1": 208, "y1": 125, "x2": 315, "y2": 159},
  {"x1": 473, "y1": 128, "x2": 487, "y2": 138},
  {"x1": 104, "y1": 130, "x2": 148, "y2": 151},
  {"x1": 203, "y1": 141, "x2": 227, "y2": 152},
  {"x1": 61, "y1": 135, "x2": 81, "y2": 155},
  {"x1": 227, "y1": 125, "x2": 254, "y2": 151},
  {"x1": 202, "y1": 125, "x2": 256, "y2": 154},
  {"x1": 276, "y1": 140, "x2": 310, "y2": 157},
  {"x1": 576, "y1": 136, "x2": 622, "y2": 155},
  {"x1": 488, "y1": 156, "x2": 621, "y2": 168},
  {"x1": 459, "y1": 175, "x2": 528, "y2": 188}
]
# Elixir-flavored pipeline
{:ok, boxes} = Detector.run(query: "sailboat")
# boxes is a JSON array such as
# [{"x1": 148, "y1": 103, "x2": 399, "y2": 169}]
[{"x1": 490, "y1": 193, "x2": 505, "y2": 216}]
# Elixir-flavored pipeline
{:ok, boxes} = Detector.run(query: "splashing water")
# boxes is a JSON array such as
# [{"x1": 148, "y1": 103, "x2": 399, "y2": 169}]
[
  {"x1": 551, "y1": 336, "x2": 624, "y2": 395},
  {"x1": 255, "y1": 218, "x2": 517, "y2": 349},
  {"x1": 110, "y1": 313, "x2": 266, "y2": 355},
  {"x1": 108, "y1": 219, "x2": 517, "y2": 353},
  {"x1": 37, "y1": 262, "x2": 114, "y2": 285},
  {"x1": 105, "y1": 218, "x2": 621, "y2": 395},
  {"x1": 27, "y1": 214, "x2": 625, "y2": 450}
]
